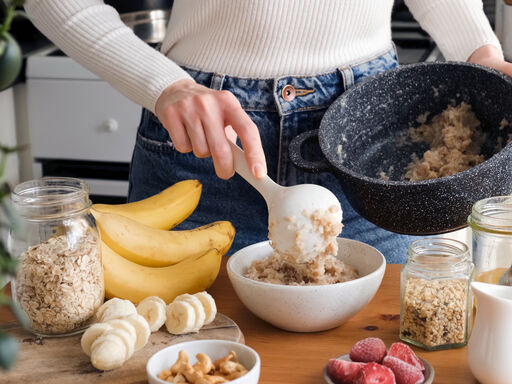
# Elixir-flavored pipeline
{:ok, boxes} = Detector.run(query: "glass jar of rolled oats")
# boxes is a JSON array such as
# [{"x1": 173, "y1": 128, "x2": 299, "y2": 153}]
[
  {"x1": 399, "y1": 237, "x2": 474, "y2": 351},
  {"x1": 8, "y1": 177, "x2": 103, "y2": 337},
  {"x1": 468, "y1": 196, "x2": 512, "y2": 285}
]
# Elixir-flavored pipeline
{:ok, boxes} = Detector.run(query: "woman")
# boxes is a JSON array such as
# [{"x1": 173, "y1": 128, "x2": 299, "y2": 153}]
[{"x1": 25, "y1": 0, "x2": 512, "y2": 262}]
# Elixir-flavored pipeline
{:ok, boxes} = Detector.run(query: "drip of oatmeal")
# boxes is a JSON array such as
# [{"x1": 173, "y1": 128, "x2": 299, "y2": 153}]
[{"x1": 268, "y1": 205, "x2": 343, "y2": 264}]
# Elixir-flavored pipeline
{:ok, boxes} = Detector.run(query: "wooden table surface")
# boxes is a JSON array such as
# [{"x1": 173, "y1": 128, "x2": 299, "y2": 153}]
[{"x1": 0, "y1": 260, "x2": 477, "y2": 384}]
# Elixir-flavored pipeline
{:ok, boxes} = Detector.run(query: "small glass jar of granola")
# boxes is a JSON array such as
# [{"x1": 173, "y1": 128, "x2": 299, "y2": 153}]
[
  {"x1": 400, "y1": 238, "x2": 474, "y2": 351},
  {"x1": 9, "y1": 177, "x2": 103, "y2": 337}
]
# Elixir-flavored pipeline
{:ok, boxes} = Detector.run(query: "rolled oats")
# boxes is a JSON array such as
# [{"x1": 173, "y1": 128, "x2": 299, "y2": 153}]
[
  {"x1": 14, "y1": 232, "x2": 103, "y2": 335},
  {"x1": 400, "y1": 277, "x2": 468, "y2": 348}
]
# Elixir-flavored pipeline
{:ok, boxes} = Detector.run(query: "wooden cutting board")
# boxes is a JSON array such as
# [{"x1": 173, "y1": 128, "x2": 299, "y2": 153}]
[{"x1": 1, "y1": 313, "x2": 243, "y2": 384}]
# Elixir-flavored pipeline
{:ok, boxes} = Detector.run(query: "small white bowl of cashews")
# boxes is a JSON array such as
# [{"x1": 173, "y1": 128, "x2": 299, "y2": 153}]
[{"x1": 146, "y1": 339, "x2": 261, "y2": 384}]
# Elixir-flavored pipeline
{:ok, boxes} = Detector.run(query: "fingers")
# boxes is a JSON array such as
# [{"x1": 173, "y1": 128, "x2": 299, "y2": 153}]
[
  {"x1": 499, "y1": 62, "x2": 512, "y2": 78},
  {"x1": 220, "y1": 91, "x2": 267, "y2": 179},
  {"x1": 182, "y1": 114, "x2": 211, "y2": 158},
  {"x1": 202, "y1": 118, "x2": 234, "y2": 180},
  {"x1": 166, "y1": 119, "x2": 192, "y2": 153}
]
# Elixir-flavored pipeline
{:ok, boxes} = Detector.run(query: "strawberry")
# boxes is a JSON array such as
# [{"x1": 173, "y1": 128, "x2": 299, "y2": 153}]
[
  {"x1": 353, "y1": 362, "x2": 396, "y2": 384},
  {"x1": 382, "y1": 356, "x2": 425, "y2": 384},
  {"x1": 349, "y1": 337, "x2": 387, "y2": 363},
  {"x1": 328, "y1": 358, "x2": 365, "y2": 383},
  {"x1": 387, "y1": 343, "x2": 424, "y2": 371}
]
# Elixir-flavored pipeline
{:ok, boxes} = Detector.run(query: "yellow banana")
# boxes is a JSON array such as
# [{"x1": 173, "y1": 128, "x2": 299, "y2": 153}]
[
  {"x1": 91, "y1": 179, "x2": 202, "y2": 230},
  {"x1": 93, "y1": 210, "x2": 234, "y2": 267},
  {"x1": 102, "y1": 243, "x2": 222, "y2": 304}
]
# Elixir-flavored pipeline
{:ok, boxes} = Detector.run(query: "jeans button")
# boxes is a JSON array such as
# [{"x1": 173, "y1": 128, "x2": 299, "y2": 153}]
[{"x1": 281, "y1": 84, "x2": 296, "y2": 101}]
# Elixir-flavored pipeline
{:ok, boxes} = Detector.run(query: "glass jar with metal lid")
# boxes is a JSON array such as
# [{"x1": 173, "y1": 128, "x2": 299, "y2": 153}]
[
  {"x1": 8, "y1": 177, "x2": 103, "y2": 337},
  {"x1": 400, "y1": 237, "x2": 474, "y2": 350},
  {"x1": 468, "y1": 196, "x2": 512, "y2": 285}
]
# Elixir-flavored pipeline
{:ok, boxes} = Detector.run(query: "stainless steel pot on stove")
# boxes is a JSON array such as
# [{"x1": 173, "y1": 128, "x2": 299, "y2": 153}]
[{"x1": 106, "y1": 0, "x2": 173, "y2": 44}]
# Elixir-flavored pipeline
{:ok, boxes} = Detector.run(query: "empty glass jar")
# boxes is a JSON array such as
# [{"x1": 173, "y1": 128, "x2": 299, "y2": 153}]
[
  {"x1": 468, "y1": 196, "x2": 512, "y2": 285},
  {"x1": 400, "y1": 237, "x2": 474, "y2": 350},
  {"x1": 8, "y1": 177, "x2": 103, "y2": 337}
]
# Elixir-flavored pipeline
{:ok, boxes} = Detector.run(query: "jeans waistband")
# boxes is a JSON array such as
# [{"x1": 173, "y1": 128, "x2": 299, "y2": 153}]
[{"x1": 183, "y1": 46, "x2": 397, "y2": 116}]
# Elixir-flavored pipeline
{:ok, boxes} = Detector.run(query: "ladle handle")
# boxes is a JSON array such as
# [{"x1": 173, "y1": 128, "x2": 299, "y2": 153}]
[{"x1": 228, "y1": 140, "x2": 283, "y2": 202}]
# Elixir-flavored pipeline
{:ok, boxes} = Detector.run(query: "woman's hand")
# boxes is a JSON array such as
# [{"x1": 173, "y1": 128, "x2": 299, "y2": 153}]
[
  {"x1": 155, "y1": 79, "x2": 267, "y2": 180},
  {"x1": 468, "y1": 44, "x2": 512, "y2": 77}
]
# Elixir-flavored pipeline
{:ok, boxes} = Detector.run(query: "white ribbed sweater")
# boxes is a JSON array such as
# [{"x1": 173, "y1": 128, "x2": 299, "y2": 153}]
[{"x1": 25, "y1": 0, "x2": 501, "y2": 113}]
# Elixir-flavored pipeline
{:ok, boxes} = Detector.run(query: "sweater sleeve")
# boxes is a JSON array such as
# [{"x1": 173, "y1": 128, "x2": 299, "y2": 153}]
[
  {"x1": 405, "y1": 0, "x2": 503, "y2": 61},
  {"x1": 24, "y1": 0, "x2": 192, "y2": 112}
]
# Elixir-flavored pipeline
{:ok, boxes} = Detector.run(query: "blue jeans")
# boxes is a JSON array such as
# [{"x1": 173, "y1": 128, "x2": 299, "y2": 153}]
[{"x1": 128, "y1": 47, "x2": 417, "y2": 263}]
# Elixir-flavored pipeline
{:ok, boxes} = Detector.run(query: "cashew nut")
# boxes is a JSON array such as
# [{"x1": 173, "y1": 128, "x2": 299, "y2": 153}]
[
  {"x1": 158, "y1": 369, "x2": 172, "y2": 381},
  {"x1": 218, "y1": 360, "x2": 246, "y2": 376},
  {"x1": 171, "y1": 350, "x2": 189, "y2": 375},
  {"x1": 193, "y1": 353, "x2": 214, "y2": 374},
  {"x1": 172, "y1": 373, "x2": 187, "y2": 383},
  {"x1": 213, "y1": 351, "x2": 238, "y2": 367},
  {"x1": 225, "y1": 369, "x2": 248, "y2": 381},
  {"x1": 183, "y1": 364, "x2": 204, "y2": 383}
]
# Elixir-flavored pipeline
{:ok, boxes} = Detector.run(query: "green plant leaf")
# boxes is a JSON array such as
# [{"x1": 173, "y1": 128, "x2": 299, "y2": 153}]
[
  {"x1": 0, "y1": 39, "x2": 5, "y2": 57},
  {"x1": 11, "y1": 0, "x2": 26, "y2": 7},
  {"x1": 0, "y1": 331, "x2": 18, "y2": 370},
  {"x1": 0, "y1": 242, "x2": 17, "y2": 276},
  {"x1": 0, "y1": 198, "x2": 25, "y2": 238}
]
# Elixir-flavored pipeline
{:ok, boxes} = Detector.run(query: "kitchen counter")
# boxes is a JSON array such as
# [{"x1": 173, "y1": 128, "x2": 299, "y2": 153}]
[{"x1": 0, "y1": 261, "x2": 477, "y2": 383}]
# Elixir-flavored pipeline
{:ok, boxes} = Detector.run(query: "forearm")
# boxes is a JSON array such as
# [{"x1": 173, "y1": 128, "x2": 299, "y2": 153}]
[
  {"x1": 405, "y1": 0, "x2": 502, "y2": 61},
  {"x1": 25, "y1": 0, "x2": 192, "y2": 112}
]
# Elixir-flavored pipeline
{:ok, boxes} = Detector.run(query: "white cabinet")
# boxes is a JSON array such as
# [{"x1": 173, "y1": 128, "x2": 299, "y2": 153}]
[
  {"x1": 27, "y1": 78, "x2": 140, "y2": 162},
  {"x1": 24, "y1": 53, "x2": 142, "y2": 198}
]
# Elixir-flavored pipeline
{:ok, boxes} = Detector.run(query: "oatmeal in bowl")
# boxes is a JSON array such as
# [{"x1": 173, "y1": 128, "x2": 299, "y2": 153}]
[{"x1": 227, "y1": 237, "x2": 385, "y2": 332}]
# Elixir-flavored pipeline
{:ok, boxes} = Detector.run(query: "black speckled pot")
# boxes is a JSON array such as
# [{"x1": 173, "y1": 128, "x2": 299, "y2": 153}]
[{"x1": 289, "y1": 62, "x2": 512, "y2": 235}]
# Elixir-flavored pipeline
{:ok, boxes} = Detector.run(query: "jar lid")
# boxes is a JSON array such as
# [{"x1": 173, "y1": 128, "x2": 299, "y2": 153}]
[
  {"x1": 11, "y1": 177, "x2": 91, "y2": 220},
  {"x1": 468, "y1": 196, "x2": 512, "y2": 234},
  {"x1": 407, "y1": 237, "x2": 472, "y2": 274}
]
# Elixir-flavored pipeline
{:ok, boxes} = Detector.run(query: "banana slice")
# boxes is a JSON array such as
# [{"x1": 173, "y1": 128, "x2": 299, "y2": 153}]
[
  {"x1": 97, "y1": 298, "x2": 137, "y2": 322},
  {"x1": 122, "y1": 314, "x2": 150, "y2": 350},
  {"x1": 81, "y1": 323, "x2": 112, "y2": 357},
  {"x1": 105, "y1": 319, "x2": 137, "y2": 350},
  {"x1": 194, "y1": 292, "x2": 217, "y2": 325},
  {"x1": 139, "y1": 295, "x2": 166, "y2": 306},
  {"x1": 100, "y1": 328, "x2": 134, "y2": 360},
  {"x1": 165, "y1": 300, "x2": 196, "y2": 335},
  {"x1": 174, "y1": 294, "x2": 206, "y2": 332},
  {"x1": 90, "y1": 333, "x2": 127, "y2": 371},
  {"x1": 95, "y1": 298, "x2": 124, "y2": 321},
  {"x1": 136, "y1": 298, "x2": 166, "y2": 332}
]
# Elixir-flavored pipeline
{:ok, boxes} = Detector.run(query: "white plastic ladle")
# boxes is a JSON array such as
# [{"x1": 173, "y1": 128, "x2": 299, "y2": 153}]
[{"x1": 228, "y1": 140, "x2": 342, "y2": 262}]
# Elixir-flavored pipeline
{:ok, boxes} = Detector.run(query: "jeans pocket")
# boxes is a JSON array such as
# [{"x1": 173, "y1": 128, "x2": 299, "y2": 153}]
[
  {"x1": 136, "y1": 132, "x2": 175, "y2": 153},
  {"x1": 135, "y1": 109, "x2": 176, "y2": 153}
]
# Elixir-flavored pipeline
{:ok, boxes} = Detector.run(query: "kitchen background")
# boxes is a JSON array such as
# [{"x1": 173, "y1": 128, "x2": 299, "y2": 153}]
[{"x1": 0, "y1": 0, "x2": 502, "y2": 215}]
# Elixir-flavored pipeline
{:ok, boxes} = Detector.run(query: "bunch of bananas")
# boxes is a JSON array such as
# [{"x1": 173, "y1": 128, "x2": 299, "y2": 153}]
[{"x1": 92, "y1": 180, "x2": 235, "y2": 304}]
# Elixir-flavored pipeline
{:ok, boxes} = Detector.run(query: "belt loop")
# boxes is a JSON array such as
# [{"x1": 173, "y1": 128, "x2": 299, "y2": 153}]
[
  {"x1": 338, "y1": 66, "x2": 354, "y2": 91},
  {"x1": 210, "y1": 73, "x2": 226, "y2": 90}
]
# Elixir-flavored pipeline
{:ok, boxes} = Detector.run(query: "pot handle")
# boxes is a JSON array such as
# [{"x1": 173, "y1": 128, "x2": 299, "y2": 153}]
[{"x1": 288, "y1": 129, "x2": 332, "y2": 173}]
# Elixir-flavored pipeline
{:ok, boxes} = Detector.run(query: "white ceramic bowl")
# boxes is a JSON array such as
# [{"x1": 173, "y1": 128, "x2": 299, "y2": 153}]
[
  {"x1": 147, "y1": 339, "x2": 260, "y2": 384},
  {"x1": 227, "y1": 237, "x2": 386, "y2": 332}
]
